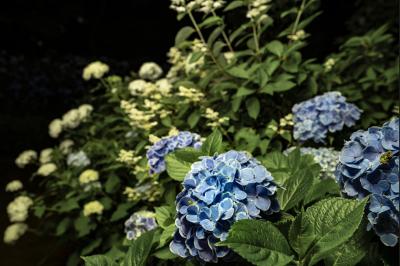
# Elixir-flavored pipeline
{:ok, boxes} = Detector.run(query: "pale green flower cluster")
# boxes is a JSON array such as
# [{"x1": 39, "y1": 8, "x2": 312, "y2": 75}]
[
  {"x1": 170, "y1": 0, "x2": 225, "y2": 14},
  {"x1": 124, "y1": 181, "x2": 161, "y2": 202},
  {"x1": 5, "y1": 180, "x2": 23, "y2": 192},
  {"x1": 15, "y1": 150, "x2": 37, "y2": 168},
  {"x1": 7, "y1": 196, "x2": 33, "y2": 222},
  {"x1": 324, "y1": 58, "x2": 336, "y2": 72},
  {"x1": 138, "y1": 62, "x2": 163, "y2": 81},
  {"x1": 203, "y1": 108, "x2": 229, "y2": 128},
  {"x1": 247, "y1": 0, "x2": 271, "y2": 23},
  {"x1": 3, "y1": 223, "x2": 28, "y2": 244},
  {"x1": 59, "y1": 139, "x2": 74, "y2": 154},
  {"x1": 37, "y1": 163, "x2": 57, "y2": 176},
  {"x1": 83, "y1": 201, "x2": 104, "y2": 216},
  {"x1": 39, "y1": 148, "x2": 53, "y2": 164},
  {"x1": 82, "y1": 61, "x2": 110, "y2": 80},
  {"x1": 79, "y1": 169, "x2": 99, "y2": 185}
]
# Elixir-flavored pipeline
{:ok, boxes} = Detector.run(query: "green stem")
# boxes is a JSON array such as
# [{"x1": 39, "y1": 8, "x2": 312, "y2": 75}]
[
  {"x1": 252, "y1": 22, "x2": 261, "y2": 58},
  {"x1": 291, "y1": 0, "x2": 307, "y2": 35},
  {"x1": 188, "y1": 10, "x2": 224, "y2": 71},
  {"x1": 211, "y1": 10, "x2": 234, "y2": 53}
]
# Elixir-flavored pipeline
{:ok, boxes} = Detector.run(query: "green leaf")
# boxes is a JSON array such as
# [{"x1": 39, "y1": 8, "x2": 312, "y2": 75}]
[
  {"x1": 218, "y1": 220, "x2": 293, "y2": 266},
  {"x1": 56, "y1": 217, "x2": 71, "y2": 236},
  {"x1": 174, "y1": 147, "x2": 203, "y2": 163},
  {"x1": 227, "y1": 65, "x2": 250, "y2": 79},
  {"x1": 305, "y1": 197, "x2": 369, "y2": 266},
  {"x1": 82, "y1": 255, "x2": 115, "y2": 266},
  {"x1": 175, "y1": 26, "x2": 195, "y2": 46},
  {"x1": 303, "y1": 179, "x2": 340, "y2": 206},
  {"x1": 246, "y1": 97, "x2": 261, "y2": 119},
  {"x1": 153, "y1": 246, "x2": 177, "y2": 260},
  {"x1": 266, "y1": 41, "x2": 284, "y2": 57},
  {"x1": 234, "y1": 87, "x2": 255, "y2": 98},
  {"x1": 201, "y1": 130, "x2": 223, "y2": 156},
  {"x1": 81, "y1": 238, "x2": 102, "y2": 255},
  {"x1": 155, "y1": 206, "x2": 174, "y2": 229},
  {"x1": 110, "y1": 203, "x2": 132, "y2": 222},
  {"x1": 74, "y1": 216, "x2": 94, "y2": 237},
  {"x1": 288, "y1": 212, "x2": 315, "y2": 258},
  {"x1": 105, "y1": 175, "x2": 120, "y2": 194},
  {"x1": 189, "y1": 51, "x2": 204, "y2": 63},
  {"x1": 277, "y1": 168, "x2": 315, "y2": 211},
  {"x1": 199, "y1": 16, "x2": 222, "y2": 28},
  {"x1": 165, "y1": 154, "x2": 192, "y2": 181},
  {"x1": 158, "y1": 224, "x2": 176, "y2": 247},
  {"x1": 224, "y1": 0, "x2": 245, "y2": 11},
  {"x1": 123, "y1": 229, "x2": 156, "y2": 266},
  {"x1": 187, "y1": 110, "x2": 201, "y2": 128}
]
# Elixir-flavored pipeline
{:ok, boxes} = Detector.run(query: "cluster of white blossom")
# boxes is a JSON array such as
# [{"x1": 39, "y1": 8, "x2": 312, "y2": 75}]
[
  {"x1": 15, "y1": 150, "x2": 37, "y2": 168},
  {"x1": 247, "y1": 0, "x2": 271, "y2": 23},
  {"x1": 120, "y1": 100, "x2": 157, "y2": 131},
  {"x1": 82, "y1": 61, "x2": 110, "y2": 81},
  {"x1": 59, "y1": 139, "x2": 74, "y2": 154},
  {"x1": 79, "y1": 169, "x2": 99, "y2": 184},
  {"x1": 39, "y1": 148, "x2": 53, "y2": 164},
  {"x1": 178, "y1": 86, "x2": 204, "y2": 103},
  {"x1": 7, "y1": 196, "x2": 33, "y2": 222},
  {"x1": 124, "y1": 181, "x2": 161, "y2": 202},
  {"x1": 288, "y1": 30, "x2": 306, "y2": 41},
  {"x1": 37, "y1": 163, "x2": 57, "y2": 176},
  {"x1": 324, "y1": 58, "x2": 336, "y2": 72},
  {"x1": 170, "y1": 0, "x2": 225, "y2": 14},
  {"x1": 5, "y1": 180, "x2": 23, "y2": 192},
  {"x1": 83, "y1": 201, "x2": 104, "y2": 216},
  {"x1": 3, "y1": 223, "x2": 28, "y2": 244},
  {"x1": 203, "y1": 108, "x2": 229, "y2": 127},
  {"x1": 138, "y1": 62, "x2": 163, "y2": 81},
  {"x1": 67, "y1": 151, "x2": 91, "y2": 168},
  {"x1": 167, "y1": 47, "x2": 186, "y2": 80},
  {"x1": 49, "y1": 104, "x2": 93, "y2": 138}
]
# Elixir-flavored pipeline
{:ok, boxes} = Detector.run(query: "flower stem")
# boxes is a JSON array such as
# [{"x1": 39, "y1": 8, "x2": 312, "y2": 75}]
[
  {"x1": 292, "y1": 0, "x2": 307, "y2": 35},
  {"x1": 211, "y1": 10, "x2": 234, "y2": 53},
  {"x1": 252, "y1": 22, "x2": 261, "y2": 58},
  {"x1": 188, "y1": 10, "x2": 224, "y2": 72}
]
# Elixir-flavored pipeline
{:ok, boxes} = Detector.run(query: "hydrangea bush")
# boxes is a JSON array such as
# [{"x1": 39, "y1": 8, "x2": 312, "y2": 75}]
[{"x1": 3, "y1": 0, "x2": 399, "y2": 265}]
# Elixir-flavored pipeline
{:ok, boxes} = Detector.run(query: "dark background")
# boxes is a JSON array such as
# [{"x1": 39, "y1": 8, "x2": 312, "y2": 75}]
[{"x1": 0, "y1": 0, "x2": 397, "y2": 265}]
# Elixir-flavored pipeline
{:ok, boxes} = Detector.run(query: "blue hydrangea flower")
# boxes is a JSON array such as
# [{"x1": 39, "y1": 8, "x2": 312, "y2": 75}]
[
  {"x1": 124, "y1": 211, "x2": 158, "y2": 240},
  {"x1": 285, "y1": 147, "x2": 340, "y2": 180},
  {"x1": 146, "y1": 131, "x2": 202, "y2": 174},
  {"x1": 292, "y1": 91, "x2": 362, "y2": 143},
  {"x1": 169, "y1": 150, "x2": 280, "y2": 263},
  {"x1": 335, "y1": 118, "x2": 399, "y2": 246}
]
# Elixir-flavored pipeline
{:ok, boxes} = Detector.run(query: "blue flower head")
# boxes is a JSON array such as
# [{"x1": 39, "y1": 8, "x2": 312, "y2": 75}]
[
  {"x1": 292, "y1": 91, "x2": 362, "y2": 143},
  {"x1": 124, "y1": 211, "x2": 158, "y2": 240},
  {"x1": 170, "y1": 150, "x2": 280, "y2": 263},
  {"x1": 335, "y1": 118, "x2": 399, "y2": 246},
  {"x1": 146, "y1": 131, "x2": 202, "y2": 174}
]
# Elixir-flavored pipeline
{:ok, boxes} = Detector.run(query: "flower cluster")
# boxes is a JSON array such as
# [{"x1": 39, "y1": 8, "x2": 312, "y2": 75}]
[
  {"x1": 335, "y1": 118, "x2": 399, "y2": 246},
  {"x1": 288, "y1": 30, "x2": 306, "y2": 41},
  {"x1": 39, "y1": 148, "x2": 53, "y2": 164},
  {"x1": 170, "y1": 150, "x2": 280, "y2": 262},
  {"x1": 285, "y1": 147, "x2": 340, "y2": 180},
  {"x1": 167, "y1": 47, "x2": 185, "y2": 80},
  {"x1": 15, "y1": 150, "x2": 37, "y2": 168},
  {"x1": 3, "y1": 223, "x2": 28, "y2": 244},
  {"x1": 49, "y1": 104, "x2": 93, "y2": 138},
  {"x1": 37, "y1": 163, "x2": 57, "y2": 176},
  {"x1": 247, "y1": 0, "x2": 271, "y2": 23},
  {"x1": 139, "y1": 62, "x2": 163, "y2": 81},
  {"x1": 120, "y1": 100, "x2": 157, "y2": 131},
  {"x1": 324, "y1": 58, "x2": 336, "y2": 72},
  {"x1": 124, "y1": 211, "x2": 158, "y2": 240},
  {"x1": 203, "y1": 108, "x2": 229, "y2": 128},
  {"x1": 67, "y1": 151, "x2": 91, "y2": 168},
  {"x1": 5, "y1": 180, "x2": 23, "y2": 192},
  {"x1": 7, "y1": 196, "x2": 33, "y2": 222},
  {"x1": 59, "y1": 139, "x2": 74, "y2": 154},
  {"x1": 124, "y1": 181, "x2": 161, "y2": 202},
  {"x1": 79, "y1": 169, "x2": 99, "y2": 184},
  {"x1": 178, "y1": 86, "x2": 204, "y2": 103},
  {"x1": 146, "y1": 131, "x2": 202, "y2": 174},
  {"x1": 292, "y1": 91, "x2": 362, "y2": 143},
  {"x1": 82, "y1": 61, "x2": 110, "y2": 80},
  {"x1": 170, "y1": 0, "x2": 224, "y2": 14},
  {"x1": 83, "y1": 201, "x2": 104, "y2": 217},
  {"x1": 117, "y1": 149, "x2": 142, "y2": 166}
]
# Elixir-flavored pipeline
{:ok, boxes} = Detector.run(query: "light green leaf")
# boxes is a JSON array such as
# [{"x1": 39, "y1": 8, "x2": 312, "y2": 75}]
[
  {"x1": 246, "y1": 97, "x2": 261, "y2": 119},
  {"x1": 224, "y1": 0, "x2": 245, "y2": 11},
  {"x1": 234, "y1": 86, "x2": 255, "y2": 98},
  {"x1": 56, "y1": 217, "x2": 71, "y2": 236},
  {"x1": 303, "y1": 179, "x2": 340, "y2": 206},
  {"x1": 175, "y1": 26, "x2": 195, "y2": 46},
  {"x1": 81, "y1": 238, "x2": 102, "y2": 255},
  {"x1": 187, "y1": 110, "x2": 201, "y2": 128},
  {"x1": 82, "y1": 255, "x2": 115, "y2": 266},
  {"x1": 158, "y1": 224, "x2": 176, "y2": 247},
  {"x1": 123, "y1": 229, "x2": 156, "y2": 266},
  {"x1": 155, "y1": 206, "x2": 174, "y2": 229},
  {"x1": 173, "y1": 147, "x2": 203, "y2": 163},
  {"x1": 189, "y1": 51, "x2": 204, "y2": 63},
  {"x1": 199, "y1": 16, "x2": 222, "y2": 28},
  {"x1": 201, "y1": 130, "x2": 223, "y2": 156},
  {"x1": 153, "y1": 246, "x2": 177, "y2": 260},
  {"x1": 227, "y1": 65, "x2": 250, "y2": 79},
  {"x1": 165, "y1": 154, "x2": 192, "y2": 181},
  {"x1": 218, "y1": 220, "x2": 293, "y2": 266},
  {"x1": 305, "y1": 197, "x2": 369, "y2": 266},
  {"x1": 110, "y1": 203, "x2": 132, "y2": 222},
  {"x1": 288, "y1": 212, "x2": 315, "y2": 258},
  {"x1": 266, "y1": 41, "x2": 284, "y2": 57}
]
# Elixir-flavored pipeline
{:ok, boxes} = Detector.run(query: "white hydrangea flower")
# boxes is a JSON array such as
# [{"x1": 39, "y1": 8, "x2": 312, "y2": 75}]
[
  {"x1": 155, "y1": 78, "x2": 172, "y2": 96},
  {"x1": 128, "y1": 79, "x2": 148, "y2": 96},
  {"x1": 82, "y1": 61, "x2": 110, "y2": 80},
  {"x1": 39, "y1": 148, "x2": 53, "y2": 164},
  {"x1": 7, "y1": 196, "x2": 33, "y2": 222},
  {"x1": 139, "y1": 62, "x2": 163, "y2": 81},
  {"x1": 48, "y1": 119, "x2": 63, "y2": 138},
  {"x1": 5, "y1": 180, "x2": 23, "y2": 192},
  {"x1": 78, "y1": 104, "x2": 93, "y2": 121},
  {"x1": 59, "y1": 139, "x2": 74, "y2": 155},
  {"x1": 37, "y1": 163, "x2": 57, "y2": 176},
  {"x1": 15, "y1": 150, "x2": 37, "y2": 168},
  {"x1": 67, "y1": 151, "x2": 90, "y2": 168},
  {"x1": 3, "y1": 223, "x2": 28, "y2": 244},
  {"x1": 83, "y1": 201, "x2": 104, "y2": 216},
  {"x1": 62, "y1": 109, "x2": 81, "y2": 129},
  {"x1": 79, "y1": 169, "x2": 99, "y2": 184}
]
